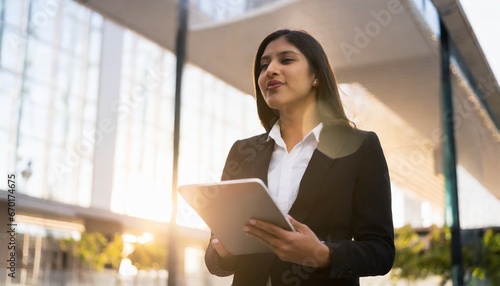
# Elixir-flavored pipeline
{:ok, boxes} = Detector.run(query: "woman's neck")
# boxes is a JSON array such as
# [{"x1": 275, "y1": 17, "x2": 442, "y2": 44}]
[{"x1": 279, "y1": 103, "x2": 320, "y2": 152}]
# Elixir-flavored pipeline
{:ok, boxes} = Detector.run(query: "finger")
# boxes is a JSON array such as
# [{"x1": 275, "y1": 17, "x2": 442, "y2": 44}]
[
  {"x1": 248, "y1": 219, "x2": 289, "y2": 237},
  {"x1": 253, "y1": 233, "x2": 276, "y2": 250},
  {"x1": 243, "y1": 224, "x2": 272, "y2": 241},
  {"x1": 287, "y1": 215, "x2": 298, "y2": 226},
  {"x1": 243, "y1": 224, "x2": 279, "y2": 247},
  {"x1": 243, "y1": 227, "x2": 276, "y2": 250},
  {"x1": 211, "y1": 238, "x2": 230, "y2": 257},
  {"x1": 211, "y1": 237, "x2": 221, "y2": 246},
  {"x1": 287, "y1": 215, "x2": 306, "y2": 233}
]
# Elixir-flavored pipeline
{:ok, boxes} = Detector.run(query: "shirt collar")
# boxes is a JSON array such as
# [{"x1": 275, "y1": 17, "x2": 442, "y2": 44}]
[
  {"x1": 267, "y1": 120, "x2": 323, "y2": 145},
  {"x1": 310, "y1": 122, "x2": 323, "y2": 142}
]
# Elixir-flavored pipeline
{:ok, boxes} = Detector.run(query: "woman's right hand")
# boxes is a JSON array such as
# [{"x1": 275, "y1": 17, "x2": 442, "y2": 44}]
[{"x1": 211, "y1": 237, "x2": 231, "y2": 258}]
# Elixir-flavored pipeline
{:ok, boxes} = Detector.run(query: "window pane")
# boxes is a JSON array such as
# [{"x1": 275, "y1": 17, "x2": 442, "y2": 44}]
[
  {"x1": 0, "y1": 130, "x2": 9, "y2": 189},
  {"x1": 88, "y1": 28, "x2": 102, "y2": 64},
  {"x1": 23, "y1": 80, "x2": 51, "y2": 108},
  {"x1": 86, "y1": 64, "x2": 99, "y2": 102},
  {"x1": 83, "y1": 101, "x2": 96, "y2": 122},
  {"x1": 4, "y1": 0, "x2": 27, "y2": 27},
  {"x1": 0, "y1": 94, "x2": 15, "y2": 129},
  {"x1": 19, "y1": 102, "x2": 47, "y2": 140},
  {"x1": 17, "y1": 135, "x2": 45, "y2": 196},
  {"x1": 25, "y1": 38, "x2": 54, "y2": 84},
  {"x1": 0, "y1": 70, "x2": 18, "y2": 129},
  {"x1": 51, "y1": 111, "x2": 67, "y2": 146},
  {"x1": 1, "y1": 27, "x2": 24, "y2": 72},
  {"x1": 56, "y1": 51, "x2": 75, "y2": 90},
  {"x1": 77, "y1": 158, "x2": 93, "y2": 207},
  {"x1": 60, "y1": 14, "x2": 83, "y2": 52},
  {"x1": 29, "y1": 0, "x2": 58, "y2": 43}
]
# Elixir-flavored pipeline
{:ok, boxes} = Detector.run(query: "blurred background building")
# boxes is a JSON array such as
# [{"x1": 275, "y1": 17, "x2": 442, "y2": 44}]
[{"x1": 0, "y1": 0, "x2": 499, "y2": 285}]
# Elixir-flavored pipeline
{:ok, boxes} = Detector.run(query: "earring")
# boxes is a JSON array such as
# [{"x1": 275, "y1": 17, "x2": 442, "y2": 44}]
[{"x1": 313, "y1": 79, "x2": 318, "y2": 86}]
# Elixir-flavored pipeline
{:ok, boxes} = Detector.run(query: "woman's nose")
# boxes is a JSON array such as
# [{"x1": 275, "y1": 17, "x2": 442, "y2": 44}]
[{"x1": 266, "y1": 61, "x2": 279, "y2": 77}]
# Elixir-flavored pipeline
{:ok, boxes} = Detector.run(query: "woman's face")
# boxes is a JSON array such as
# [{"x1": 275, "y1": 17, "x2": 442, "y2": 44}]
[{"x1": 258, "y1": 36, "x2": 317, "y2": 113}]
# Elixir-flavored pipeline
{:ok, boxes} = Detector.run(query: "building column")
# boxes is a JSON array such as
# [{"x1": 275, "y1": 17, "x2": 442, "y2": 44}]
[
  {"x1": 439, "y1": 19, "x2": 464, "y2": 286},
  {"x1": 90, "y1": 19, "x2": 124, "y2": 210}
]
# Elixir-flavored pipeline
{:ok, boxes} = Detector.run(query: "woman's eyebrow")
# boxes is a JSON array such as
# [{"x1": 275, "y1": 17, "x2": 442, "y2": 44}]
[{"x1": 260, "y1": 50, "x2": 300, "y2": 61}]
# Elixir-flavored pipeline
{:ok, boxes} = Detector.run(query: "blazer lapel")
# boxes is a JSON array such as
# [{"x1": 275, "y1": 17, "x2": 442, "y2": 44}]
[
  {"x1": 288, "y1": 149, "x2": 335, "y2": 222},
  {"x1": 288, "y1": 124, "x2": 362, "y2": 222},
  {"x1": 249, "y1": 137, "x2": 275, "y2": 185}
]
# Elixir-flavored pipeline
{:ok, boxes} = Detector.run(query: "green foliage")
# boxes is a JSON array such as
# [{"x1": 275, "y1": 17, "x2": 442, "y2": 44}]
[
  {"x1": 471, "y1": 229, "x2": 500, "y2": 285},
  {"x1": 79, "y1": 232, "x2": 108, "y2": 271},
  {"x1": 60, "y1": 231, "x2": 169, "y2": 272},
  {"x1": 392, "y1": 225, "x2": 427, "y2": 281},
  {"x1": 421, "y1": 226, "x2": 452, "y2": 284},
  {"x1": 128, "y1": 241, "x2": 167, "y2": 270},
  {"x1": 103, "y1": 233, "x2": 124, "y2": 269},
  {"x1": 392, "y1": 225, "x2": 500, "y2": 285},
  {"x1": 60, "y1": 232, "x2": 124, "y2": 271}
]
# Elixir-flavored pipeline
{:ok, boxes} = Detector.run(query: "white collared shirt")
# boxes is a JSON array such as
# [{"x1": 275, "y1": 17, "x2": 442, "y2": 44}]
[{"x1": 267, "y1": 121, "x2": 323, "y2": 214}]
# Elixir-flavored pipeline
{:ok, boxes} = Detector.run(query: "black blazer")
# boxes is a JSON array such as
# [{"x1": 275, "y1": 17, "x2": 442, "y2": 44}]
[{"x1": 205, "y1": 124, "x2": 395, "y2": 286}]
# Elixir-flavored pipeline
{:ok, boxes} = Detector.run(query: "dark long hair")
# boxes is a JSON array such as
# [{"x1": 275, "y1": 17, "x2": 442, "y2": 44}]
[{"x1": 253, "y1": 29, "x2": 352, "y2": 131}]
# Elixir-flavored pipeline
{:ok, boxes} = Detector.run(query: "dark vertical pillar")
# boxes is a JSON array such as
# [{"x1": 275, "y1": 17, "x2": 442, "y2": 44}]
[
  {"x1": 168, "y1": 0, "x2": 188, "y2": 285},
  {"x1": 439, "y1": 19, "x2": 464, "y2": 286}
]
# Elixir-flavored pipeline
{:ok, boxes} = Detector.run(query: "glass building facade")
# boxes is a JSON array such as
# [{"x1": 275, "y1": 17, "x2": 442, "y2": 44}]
[
  {"x1": 0, "y1": 0, "x2": 262, "y2": 218},
  {"x1": 0, "y1": 0, "x2": 259, "y2": 284},
  {"x1": 1, "y1": 0, "x2": 102, "y2": 206},
  {"x1": 111, "y1": 30, "x2": 262, "y2": 224}
]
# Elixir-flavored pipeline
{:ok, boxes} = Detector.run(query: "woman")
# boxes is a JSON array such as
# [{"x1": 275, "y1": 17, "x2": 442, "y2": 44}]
[{"x1": 205, "y1": 29, "x2": 395, "y2": 286}]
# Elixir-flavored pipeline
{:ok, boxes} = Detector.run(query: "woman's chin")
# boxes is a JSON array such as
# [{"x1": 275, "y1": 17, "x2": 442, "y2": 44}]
[{"x1": 265, "y1": 99, "x2": 285, "y2": 111}]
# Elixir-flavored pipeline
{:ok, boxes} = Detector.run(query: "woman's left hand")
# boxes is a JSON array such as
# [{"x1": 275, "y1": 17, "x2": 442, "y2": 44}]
[{"x1": 243, "y1": 215, "x2": 331, "y2": 268}]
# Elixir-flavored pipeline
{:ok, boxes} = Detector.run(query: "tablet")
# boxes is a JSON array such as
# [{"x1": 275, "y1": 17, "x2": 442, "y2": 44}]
[{"x1": 178, "y1": 178, "x2": 295, "y2": 255}]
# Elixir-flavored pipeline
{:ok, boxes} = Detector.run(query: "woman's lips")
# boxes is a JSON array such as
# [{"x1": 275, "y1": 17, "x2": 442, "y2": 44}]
[{"x1": 267, "y1": 81, "x2": 283, "y2": 90}]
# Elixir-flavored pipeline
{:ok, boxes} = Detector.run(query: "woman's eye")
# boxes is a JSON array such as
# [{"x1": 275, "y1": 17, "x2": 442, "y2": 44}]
[
  {"x1": 281, "y1": 58, "x2": 293, "y2": 64},
  {"x1": 260, "y1": 63, "x2": 269, "y2": 70}
]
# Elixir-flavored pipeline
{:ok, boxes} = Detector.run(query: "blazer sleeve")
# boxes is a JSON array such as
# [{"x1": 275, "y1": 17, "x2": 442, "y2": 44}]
[
  {"x1": 324, "y1": 132, "x2": 395, "y2": 278},
  {"x1": 205, "y1": 233, "x2": 238, "y2": 276}
]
